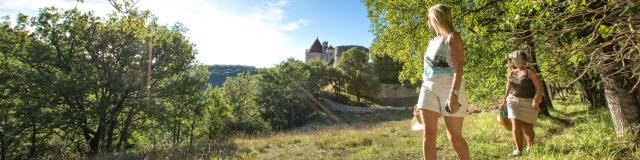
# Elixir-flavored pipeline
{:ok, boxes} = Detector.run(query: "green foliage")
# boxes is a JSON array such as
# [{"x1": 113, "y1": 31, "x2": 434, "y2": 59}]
[
  {"x1": 219, "y1": 59, "x2": 326, "y2": 131},
  {"x1": 372, "y1": 54, "x2": 403, "y2": 84},
  {"x1": 202, "y1": 86, "x2": 233, "y2": 139},
  {"x1": 336, "y1": 48, "x2": 375, "y2": 102},
  {"x1": 0, "y1": 7, "x2": 209, "y2": 158},
  {"x1": 222, "y1": 74, "x2": 271, "y2": 133},
  {"x1": 364, "y1": 0, "x2": 518, "y2": 106},
  {"x1": 307, "y1": 61, "x2": 346, "y2": 96},
  {"x1": 255, "y1": 59, "x2": 316, "y2": 130}
]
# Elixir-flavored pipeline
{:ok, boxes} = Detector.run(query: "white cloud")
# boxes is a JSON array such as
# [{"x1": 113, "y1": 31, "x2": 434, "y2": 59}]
[
  {"x1": 0, "y1": 0, "x2": 309, "y2": 67},
  {"x1": 280, "y1": 19, "x2": 311, "y2": 31}
]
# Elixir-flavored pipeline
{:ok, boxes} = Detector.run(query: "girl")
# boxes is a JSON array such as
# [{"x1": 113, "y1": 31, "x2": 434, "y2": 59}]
[{"x1": 500, "y1": 50, "x2": 544, "y2": 156}]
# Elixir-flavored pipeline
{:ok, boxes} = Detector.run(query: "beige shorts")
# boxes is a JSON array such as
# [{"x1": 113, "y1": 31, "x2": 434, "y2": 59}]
[
  {"x1": 507, "y1": 95, "x2": 539, "y2": 124},
  {"x1": 416, "y1": 75, "x2": 469, "y2": 117}
]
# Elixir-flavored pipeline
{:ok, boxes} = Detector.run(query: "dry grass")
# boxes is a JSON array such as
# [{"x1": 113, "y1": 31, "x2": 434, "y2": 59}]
[{"x1": 229, "y1": 100, "x2": 639, "y2": 160}]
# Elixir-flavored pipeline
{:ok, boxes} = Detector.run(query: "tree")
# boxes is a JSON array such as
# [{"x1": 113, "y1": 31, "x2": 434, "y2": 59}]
[
  {"x1": 364, "y1": 0, "x2": 640, "y2": 138},
  {"x1": 372, "y1": 54, "x2": 403, "y2": 84},
  {"x1": 0, "y1": 6, "x2": 200, "y2": 157},
  {"x1": 527, "y1": 0, "x2": 640, "y2": 137},
  {"x1": 222, "y1": 74, "x2": 270, "y2": 133},
  {"x1": 255, "y1": 59, "x2": 316, "y2": 129},
  {"x1": 201, "y1": 86, "x2": 233, "y2": 140},
  {"x1": 364, "y1": 0, "x2": 516, "y2": 107},
  {"x1": 336, "y1": 48, "x2": 375, "y2": 103},
  {"x1": 307, "y1": 60, "x2": 346, "y2": 96}
]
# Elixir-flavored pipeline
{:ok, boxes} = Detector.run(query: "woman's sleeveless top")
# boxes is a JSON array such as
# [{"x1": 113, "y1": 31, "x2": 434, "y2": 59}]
[
  {"x1": 423, "y1": 35, "x2": 454, "y2": 82},
  {"x1": 509, "y1": 69, "x2": 536, "y2": 98}
]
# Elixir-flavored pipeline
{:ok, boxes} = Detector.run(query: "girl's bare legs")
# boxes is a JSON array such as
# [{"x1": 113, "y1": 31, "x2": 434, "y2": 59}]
[
  {"x1": 511, "y1": 118, "x2": 524, "y2": 151},
  {"x1": 521, "y1": 121, "x2": 535, "y2": 149}
]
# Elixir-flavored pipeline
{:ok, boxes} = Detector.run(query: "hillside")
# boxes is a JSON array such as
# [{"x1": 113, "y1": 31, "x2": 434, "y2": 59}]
[
  {"x1": 206, "y1": 65, "x2": 257, "y2": 86},
  {"x1": 115, "y1": 99, "x2": 639, "y2": 159}
]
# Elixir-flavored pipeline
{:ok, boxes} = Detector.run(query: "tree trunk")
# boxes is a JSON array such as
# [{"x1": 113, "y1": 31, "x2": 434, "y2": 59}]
[
  {"x1": 106, "y1": 91, "x2": 128, "y2": 151},
  {"x1": 0, "y1": 105, "x2": 6, "y2": 160},
  {"x1": 172, "y1": 119, "x2": 181, "y2": 147},
  {"x1": 117, "y1": 109, "x2": 135, "y2": 151},
  {"x1": 578, "y1": 75, "x2": 606, "y2": 109},
  {"x1": 547, "y1": 83, "x2": 556, "y2": 99},
  {"x1": 30, "y1": 123, "x2": 36, "y2": 158},
  {"x1": 105, "y1": 118, "x2": 117, "y2": 152},
  {"x1": 88, "y1": 122, "x2": 105, "y2": 157},
  {"x1": 597, "y1": 32, "x2": 640, "y2": 137},
  {"x1": 600, "y1": 73, "x2": 640, "y2": 137},
  {"x1": 520, "y1": 29, "x2": 552, "y2": 117},
  {"x1": 0, "y1": 137, "x2": 4, "y2": 160},
  {"x1": 189, "y1": 120, "x2": 195, "y2": 148},
  {"x1": 1, "y1": 127, "x2": 5, "y2": 160},
  {"x1": 553, "y1": 83, "x2": 567, "y2": 101}
]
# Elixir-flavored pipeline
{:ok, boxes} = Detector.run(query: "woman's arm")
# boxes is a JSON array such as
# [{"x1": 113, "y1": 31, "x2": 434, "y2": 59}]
[
  {"x1": 448, "y1": 32, "x2": 464, "y2": 108},
  {"x1": 528, "y1": 68, "x2": 544, "y2": 111},
  {"x1": 449, "y1": 32, "x2": 464, "y2": 91}
]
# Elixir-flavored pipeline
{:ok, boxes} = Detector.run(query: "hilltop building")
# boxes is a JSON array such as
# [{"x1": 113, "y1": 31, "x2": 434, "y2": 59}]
[{"x1": 304, "y1": 38, "x2": 369, "y2": 66}]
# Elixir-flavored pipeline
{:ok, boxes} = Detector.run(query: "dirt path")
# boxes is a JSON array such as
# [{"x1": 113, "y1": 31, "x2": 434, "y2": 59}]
[{"x1": 320, "y1": 98, "x2": 409, "y2": 113}]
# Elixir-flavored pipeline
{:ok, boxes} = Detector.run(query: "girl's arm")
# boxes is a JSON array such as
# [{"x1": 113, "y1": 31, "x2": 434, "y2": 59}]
[
  {"x1": 528, "y1": 68, "x2": 545, "y2": 111},
  {"x1": 500, "y1": 72, "x2": 512, "y2": 108}
]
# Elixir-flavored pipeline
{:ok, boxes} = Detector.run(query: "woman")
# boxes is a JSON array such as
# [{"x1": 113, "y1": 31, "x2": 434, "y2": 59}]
[
  {"x1": 415, "y1": 4, "x2": 470, "y2": 160},
  {"x1": 499, "y1": 50, "x2": 544, "y2": 156}
]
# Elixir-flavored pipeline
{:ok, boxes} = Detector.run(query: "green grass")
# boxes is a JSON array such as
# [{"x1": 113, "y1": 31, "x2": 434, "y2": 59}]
[{"x1": 228, "y1": 100, "x2": 639, "y2": 160}]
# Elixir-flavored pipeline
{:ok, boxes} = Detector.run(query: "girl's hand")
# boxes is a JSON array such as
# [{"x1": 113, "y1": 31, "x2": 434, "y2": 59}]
[
  {"x1": 532, "y1": 102, "x2": 541, "y2": 112},
  {"x1": 499, "y1": 101, "x2": 507, "y2": 109}
]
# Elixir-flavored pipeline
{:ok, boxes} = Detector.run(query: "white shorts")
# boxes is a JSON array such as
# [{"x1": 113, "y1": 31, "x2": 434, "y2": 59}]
[{"x1": 416, "y1": 75, "x2": 469, "y2": 117}]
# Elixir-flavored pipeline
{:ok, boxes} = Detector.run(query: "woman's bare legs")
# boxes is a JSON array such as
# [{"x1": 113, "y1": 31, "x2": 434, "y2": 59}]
[
  {"x1": 444, "y1": 116, "x2": 470, "y2": 160},
  {"x1": 511, "y1": 118, "x2": 524, "y2": 151},
  {"x1": 420, "y1": 109, "x2": 440, "y2": 160}
]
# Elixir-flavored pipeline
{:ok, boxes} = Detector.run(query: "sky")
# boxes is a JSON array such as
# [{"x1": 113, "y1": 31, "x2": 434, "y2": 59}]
[{"x1": 0, "y1": 0, "x2": 373, "y2": 67}]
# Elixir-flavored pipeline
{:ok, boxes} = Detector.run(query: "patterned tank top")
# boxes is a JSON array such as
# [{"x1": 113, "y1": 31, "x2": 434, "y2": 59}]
[{"x1": 423, "y1": 34, "x2": 454, "y2": 82}]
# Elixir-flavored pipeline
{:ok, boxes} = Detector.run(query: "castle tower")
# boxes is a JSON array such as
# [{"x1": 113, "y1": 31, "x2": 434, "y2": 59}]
[
  {"x1": 305, "y1": 38, "x2": 324, "y2": 63},
  {"x1": 326, "y1": 45, "x2": 335, "y2": 65}
]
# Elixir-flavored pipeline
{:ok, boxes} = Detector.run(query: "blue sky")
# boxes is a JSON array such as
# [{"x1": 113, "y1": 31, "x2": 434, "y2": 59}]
[{"x1": 0, "y1": 0, "x2": 373, "y2": 67}]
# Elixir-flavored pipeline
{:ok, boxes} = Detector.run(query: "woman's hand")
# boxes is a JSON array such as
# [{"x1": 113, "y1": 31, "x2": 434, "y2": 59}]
[{"x1": 447, "y1": 94, "x2": 460, "y2": 113}]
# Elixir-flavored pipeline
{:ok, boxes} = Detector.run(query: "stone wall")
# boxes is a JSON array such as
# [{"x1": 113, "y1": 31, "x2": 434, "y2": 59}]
[{"x1": 362, "y1": 83, "x2": 418, "y2": 106}]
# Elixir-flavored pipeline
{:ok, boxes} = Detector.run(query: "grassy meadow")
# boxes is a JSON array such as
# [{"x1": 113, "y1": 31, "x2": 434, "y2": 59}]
[{"x1": 225, "y1": 100, "x2": 638, "y2": 160}]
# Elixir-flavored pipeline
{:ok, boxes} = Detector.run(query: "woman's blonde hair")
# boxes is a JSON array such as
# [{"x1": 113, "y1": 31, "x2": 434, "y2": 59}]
[
  {"x1": 508, "y1": 50, "x2": 528, "y2": 68},
  {"x1": 428, "y1": 4, "x2": 455, "y2": 36}
]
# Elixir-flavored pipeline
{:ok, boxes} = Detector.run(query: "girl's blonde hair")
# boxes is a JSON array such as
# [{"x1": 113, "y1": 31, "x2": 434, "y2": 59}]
[
  {"x1": 508, "y1": 50, "x2": 528, "y2": 68},
  {"x1": 428, "y1": 4, "x2": 455, "y2": 36}
]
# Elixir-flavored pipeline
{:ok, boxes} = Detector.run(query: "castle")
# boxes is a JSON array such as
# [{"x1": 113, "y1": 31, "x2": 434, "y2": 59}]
[{"x1": 304, "y1": 38, "x2": 369, "y2": 66}]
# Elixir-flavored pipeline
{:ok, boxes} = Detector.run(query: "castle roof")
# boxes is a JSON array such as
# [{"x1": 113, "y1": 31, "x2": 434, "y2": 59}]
[
  {"x1": 328, "y1": 45, "x2": 334, "y2": 50},
  {"x1": 308, "y1": 38, "x2": 323, "y2": 53}
]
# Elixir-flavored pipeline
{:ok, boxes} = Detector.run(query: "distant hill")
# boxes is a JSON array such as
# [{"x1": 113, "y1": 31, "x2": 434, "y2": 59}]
[{"x1": 207, "y1": 65, "x2": 257, "y2": 86}]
